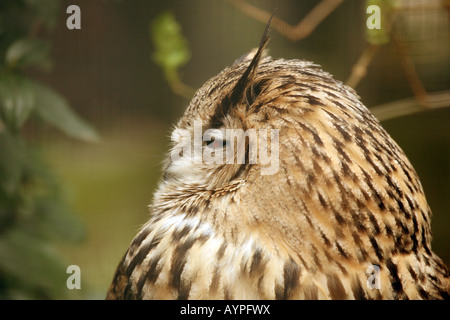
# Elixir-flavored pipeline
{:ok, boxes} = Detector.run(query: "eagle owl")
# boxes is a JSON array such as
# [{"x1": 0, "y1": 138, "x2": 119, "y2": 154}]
[{"x1": 106, "y1": 22, "x2": 450, "y2": 300}]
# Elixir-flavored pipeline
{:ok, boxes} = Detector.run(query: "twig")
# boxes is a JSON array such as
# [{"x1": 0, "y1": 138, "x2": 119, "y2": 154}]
[
  {"x1": 345, "y1": 44, "x2": 380, "y2": 88},
  {"x1": 169, "y1": 77, "x2": 196, "y2": 100},
  {"x1": 162, "y1": 67, "x2": 196, "y2": 99},
  {"x1": 226, "y1": 0, "x2": 345, "y2": 41},
  {"x1": 227, "y1": 0, "x2": 447, "y2": 119},
  {"x1": 396, "y1": 1, "x2": 450, "y2": 11},
  {"x1": 370, "y1": 90, "x2": 450, "y2": 122},
  {"x1": 346, "y1": 0, "x2": 398, "y2": 89},
  {"x1": 392, "y1": 34, "x2": 429, "y2": 108}
]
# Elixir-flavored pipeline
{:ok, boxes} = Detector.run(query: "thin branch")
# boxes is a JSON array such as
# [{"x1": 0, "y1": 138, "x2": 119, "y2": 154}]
[
  {"x1": 169, "y1": 78, "x2": 196, "y2": 100},
  {"x1": 226, "y1": 0, "x2": 448, "y2": 121},
  {"x1": 392, "y1": 34, "x2": 429, "y2": 108},
  {"x1": 226, "y1": 0, "x2": 345, "y2": 41},
  {"x1": 162, "y1": 67, "x2": 196, "y2": 99},
  {"x1": 346, "y1": 0, "x2": 398, "y2": 89},
  {"x1": 370, "y1": 90, "x2": 450, "y2": 122},
  {"x1": 345, "y1": 44, "x2": 380, "y2": 88},
  {"x1": 396, "y1": 1, "x2": 450, "y2": 11}
]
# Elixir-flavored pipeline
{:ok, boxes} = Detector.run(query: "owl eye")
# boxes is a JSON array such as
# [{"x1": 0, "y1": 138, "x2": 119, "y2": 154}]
[
  {"x1": 206, "y1": 138, "x2": 226, "y2": 149},
  {"x1": 203, "y1": 129, "x2": 227, "y2": 149}
]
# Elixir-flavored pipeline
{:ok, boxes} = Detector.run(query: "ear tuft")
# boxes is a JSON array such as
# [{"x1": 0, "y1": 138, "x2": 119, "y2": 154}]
[
  {"x1": 228, "y1": 14, "x2": 273, "y2": 107},
  {"x1": 209, "y1": 14, "x2": 274, "y2": 128},
  {"x1": 232, "y1": 47, "x2": 270, "y2": 66}
]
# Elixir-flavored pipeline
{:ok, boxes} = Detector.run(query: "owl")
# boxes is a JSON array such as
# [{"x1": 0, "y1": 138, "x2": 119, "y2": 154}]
[{"x1": 106, "y1": 22, "x2": 449, "y2": 300}]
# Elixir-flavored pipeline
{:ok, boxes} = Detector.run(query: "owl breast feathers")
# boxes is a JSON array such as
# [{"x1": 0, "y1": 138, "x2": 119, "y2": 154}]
[{"x1": 106, "y1": 27, "x2": 450, "y2": 300}]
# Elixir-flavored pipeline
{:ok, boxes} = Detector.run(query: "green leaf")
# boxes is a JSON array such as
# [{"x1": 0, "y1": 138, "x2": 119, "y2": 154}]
[
  {"x1": 0, "y1": 132, "x2": 27, "y2": 196},
  {"x1": 151, "y1": 11, "x2": 191, "y2": 74},
  {"x1": 34, "y1": 200, "x2": 86, "y2": 243},
  {"x1": 0, "y1": 73, "x2": 35, "y2": 132},
  {"x1": 5, "y1": 38, "x2": 51, "y2": 70},
  {"x1": 30, "y1": 81, "x2": 100, "y2": 142},
  {"x1": 0, "y1": 229, "x2": 69, "y2": 298}
]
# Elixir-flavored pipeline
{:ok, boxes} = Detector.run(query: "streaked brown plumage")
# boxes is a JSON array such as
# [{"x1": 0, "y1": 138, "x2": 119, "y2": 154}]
[{"x1": 106, "y1": 23, "x2": 450, "y2": 300}]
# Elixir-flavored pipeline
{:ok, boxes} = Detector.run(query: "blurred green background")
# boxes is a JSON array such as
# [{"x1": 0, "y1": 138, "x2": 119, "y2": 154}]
[{"x1": 0, "y1": 0, "x2": 448, "y2": 299}]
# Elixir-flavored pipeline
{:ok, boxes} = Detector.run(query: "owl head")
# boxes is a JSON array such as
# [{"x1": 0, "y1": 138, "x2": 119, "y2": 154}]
[{"x1": 157, "y1": 18, "x2": 365, "y2": 202}]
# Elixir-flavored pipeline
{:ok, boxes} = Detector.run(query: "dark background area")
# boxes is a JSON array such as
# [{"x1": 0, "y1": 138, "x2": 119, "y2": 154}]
[{"x1": 7, "y1": 0, "x2": 449, "y2": 298}]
